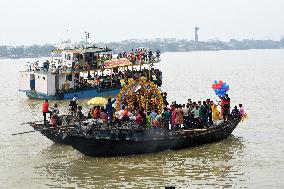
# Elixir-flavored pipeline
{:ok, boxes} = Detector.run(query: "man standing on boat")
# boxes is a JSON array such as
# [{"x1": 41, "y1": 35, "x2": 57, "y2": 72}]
[
  {"x1": 69, "y1": 95, "x2": 78, "y2": 116},
  {"x1": 42, "y1": 99, "x2": 51, "y2": 125},
  {"x1": 106, "y1": 98, "x2": 116, "y2": 124},
  {"x1": 221, "y1": 94, "x2": 230, "y2": 121},
  {"x1": 162, "y1": 92, "x2": 169, "y2": 107}
]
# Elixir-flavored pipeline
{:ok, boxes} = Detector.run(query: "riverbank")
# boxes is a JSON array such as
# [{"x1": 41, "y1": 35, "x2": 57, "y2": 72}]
[{"x1": 1, "y1": 38, "x2": 283, "y2": 59}]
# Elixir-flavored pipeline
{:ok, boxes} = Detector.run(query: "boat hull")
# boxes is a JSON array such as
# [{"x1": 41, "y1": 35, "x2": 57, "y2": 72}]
[
  {"x1": 26, "y1": 88, "x2": 120, "y2": 100},
  {"x1": 71, "y1": 119, "x2": 240, "y2": 157}
]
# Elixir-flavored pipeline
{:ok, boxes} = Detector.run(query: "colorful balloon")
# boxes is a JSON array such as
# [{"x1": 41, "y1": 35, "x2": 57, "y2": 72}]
[{"x1": 212, "y1": 80, "x2": 229, "y2": 97}]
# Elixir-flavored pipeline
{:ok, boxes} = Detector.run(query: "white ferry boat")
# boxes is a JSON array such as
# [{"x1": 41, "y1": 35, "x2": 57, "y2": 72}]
[{"x1": 19, "y1": 44, "x2": 162, "y2": 100}]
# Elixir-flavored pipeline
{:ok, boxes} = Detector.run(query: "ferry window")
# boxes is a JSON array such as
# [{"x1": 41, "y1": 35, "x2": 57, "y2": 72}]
[
  {"x1": 38, "y1": 76, "x2": 40, "y2": 79},
  {"x1": 66, "y1": 74, "x2": 72, "y2": 81},
  {"x1": 43, "y1": 77, "x2": 45, "y2": 80}
]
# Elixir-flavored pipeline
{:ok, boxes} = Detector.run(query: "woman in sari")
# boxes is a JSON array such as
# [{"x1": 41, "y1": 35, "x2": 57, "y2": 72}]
[{"x1": 171, "y1": 104, "x2": 177, "y2": 130}]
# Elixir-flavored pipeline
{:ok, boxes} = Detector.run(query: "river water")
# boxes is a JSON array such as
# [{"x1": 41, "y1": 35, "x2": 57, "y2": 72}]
[{"x1": 0, "y1": 50, "x2": 284, "y2": 188}]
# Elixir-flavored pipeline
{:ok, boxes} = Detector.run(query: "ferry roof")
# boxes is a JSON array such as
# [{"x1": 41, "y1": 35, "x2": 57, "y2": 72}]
[
  {"x1": 80, "y1": 47, "x2": 112, "y2": 54},
  {"x1": 52, "y1": 46, "x2": 112, "y2": 54}
]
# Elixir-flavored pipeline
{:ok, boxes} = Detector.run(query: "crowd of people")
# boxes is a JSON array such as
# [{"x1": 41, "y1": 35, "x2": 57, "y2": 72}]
[
  {"x1": 106, "y1": 94, "x2": 244, "y2": 130},
  {"x1": 72, "y1": 68, "x2": 163, "y2": 91},
  {"x1": 78, "y1": 48, "x2": 161, "y2": 71},
  {"x1": 42, "y1": 92, "x2": 245, "y2": 131},
  {"x1": 116, "y1": 48, "x2": 161, "y2": 65},
  {"x1": 26, "y1": 48, "x2": 161, "y2": 73}
]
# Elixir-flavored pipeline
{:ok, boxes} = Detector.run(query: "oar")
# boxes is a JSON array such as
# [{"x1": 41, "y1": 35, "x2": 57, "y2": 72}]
[
  {"x1": 12, "y1": 130, "x2": 37, "y2": 135},
  {"x1": 21, "y1": 120, "x2": 43, "y2": 125},
  {"x1": 12, "y1": 126, "x2": 56, "y2": 136},
  {"x1": 12, "y1": 124, "x2": 75, "y2": 136}
]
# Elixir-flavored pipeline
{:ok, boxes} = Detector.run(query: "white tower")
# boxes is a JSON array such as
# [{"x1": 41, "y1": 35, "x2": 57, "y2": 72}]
[{"x1": 194, "y1": 27, "x2": 199, "y2": 42}]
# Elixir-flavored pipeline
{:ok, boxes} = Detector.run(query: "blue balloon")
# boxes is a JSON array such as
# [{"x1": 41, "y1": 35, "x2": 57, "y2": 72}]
[{"x1": 214, "y1": 81, "x2": 230, "y2": 97}]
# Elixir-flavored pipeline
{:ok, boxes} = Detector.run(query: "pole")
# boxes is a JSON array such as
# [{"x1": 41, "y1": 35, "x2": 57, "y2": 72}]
[
  {"x1": 110, "y1": 68, "x2": 113, "y2": 88},
  {"x1": 148, "y1": 64, "x2": 151, "y2": 80},
  {"x1": 83, "y1": 54, "x2": 85, "y2": 71}
]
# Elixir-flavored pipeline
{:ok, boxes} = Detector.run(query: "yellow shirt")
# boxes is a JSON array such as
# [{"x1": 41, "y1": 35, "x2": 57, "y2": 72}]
[{"x1": 211, "y1": 104, "x2": 221, "y2": 121}]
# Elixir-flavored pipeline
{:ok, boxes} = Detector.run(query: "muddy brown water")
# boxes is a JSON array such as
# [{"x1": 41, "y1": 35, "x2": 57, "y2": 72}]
[{"x1": 0, "y1": 50, "x2": 284, "y2": 188}]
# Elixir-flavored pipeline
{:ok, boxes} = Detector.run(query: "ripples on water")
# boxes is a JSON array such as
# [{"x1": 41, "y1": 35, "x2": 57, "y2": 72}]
[
  {"x1": 0, "y1": 50, "x2": 284, "y2": 188},
  {"x1": 32, "y1": 136, "x2": 245, "y2": 189}
]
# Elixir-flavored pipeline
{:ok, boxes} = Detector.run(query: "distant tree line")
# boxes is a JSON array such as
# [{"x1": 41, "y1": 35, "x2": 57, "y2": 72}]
[
  {"x1": 100, "y1": 38, "x2": 284, "y2": 53},
  {"x1": 1, "y1": 38, "x2": 284, "y2": 58},
  {"x1": 0, "y1": 44, "x2": 55, "y2": 58}
]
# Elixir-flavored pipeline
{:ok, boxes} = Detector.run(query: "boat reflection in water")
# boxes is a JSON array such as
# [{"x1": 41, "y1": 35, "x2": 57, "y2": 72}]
[{"x1": 34, "y1": 135, "x2": 246, "y2": 188}]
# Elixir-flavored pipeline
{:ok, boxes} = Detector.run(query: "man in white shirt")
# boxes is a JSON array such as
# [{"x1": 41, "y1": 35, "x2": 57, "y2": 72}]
[
  {"x1": 182, "y1": 104, "x2": 189, "y2": 117},
  {"x1": 182, "y1": 104, "x2": 190, "y2": 128}
]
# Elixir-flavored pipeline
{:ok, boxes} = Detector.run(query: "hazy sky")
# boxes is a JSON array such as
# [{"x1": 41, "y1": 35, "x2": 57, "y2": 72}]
[{"x1": 0, "y1": 0, "x2": 283, "y2": 45}]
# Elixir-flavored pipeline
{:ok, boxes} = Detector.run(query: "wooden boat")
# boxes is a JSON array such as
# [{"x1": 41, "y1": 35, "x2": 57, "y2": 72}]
[{"x1": 70, "y1": 118, "x2": 241, "y2": 157}]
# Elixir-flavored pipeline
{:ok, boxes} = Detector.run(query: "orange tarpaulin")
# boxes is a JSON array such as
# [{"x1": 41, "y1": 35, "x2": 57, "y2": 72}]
[{"x1": 104, "y1": 58, "x2": 132, "y2": 68}]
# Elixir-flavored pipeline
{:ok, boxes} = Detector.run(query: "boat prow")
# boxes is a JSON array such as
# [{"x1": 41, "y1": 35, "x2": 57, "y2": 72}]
[
  {"x1": 39, "y1": 127, "x2": 75, "y2": 145},
  {"x1": 31, "y1": 122, "x2": 77, "y2": 145}
]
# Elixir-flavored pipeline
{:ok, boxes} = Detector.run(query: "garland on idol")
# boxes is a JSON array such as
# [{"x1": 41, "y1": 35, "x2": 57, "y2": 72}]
[{"x1": 115, "y1": 77, "x2": 163, "y2": 114}]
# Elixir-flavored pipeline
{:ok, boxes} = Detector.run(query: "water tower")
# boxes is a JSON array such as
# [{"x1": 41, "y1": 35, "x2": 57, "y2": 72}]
[{"x1": 194, "y1": 27, "x2": 199, "y2": 42}]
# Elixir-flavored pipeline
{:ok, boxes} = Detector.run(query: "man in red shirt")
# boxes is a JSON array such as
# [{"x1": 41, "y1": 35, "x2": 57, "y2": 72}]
[{"x1": 42, "y1": 99, "x2": 51, "y2": 124}]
